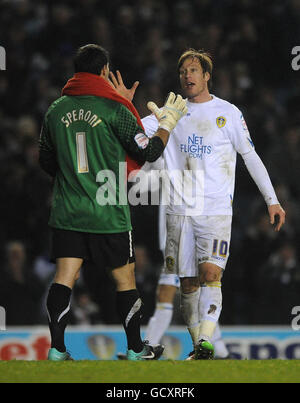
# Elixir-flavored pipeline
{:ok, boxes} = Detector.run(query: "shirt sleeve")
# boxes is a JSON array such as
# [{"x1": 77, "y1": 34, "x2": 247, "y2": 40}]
[
  {"x1": 38, "y1": 114, "x2": 57, "y2": 177},
  {"x1": 228, "y1": 105, "x2": 256, "y2": 155},
  {"x1": 113, "y1": 104, "x2": 165, "y2": 163},
  {"x1": 141, "y1": 113, "x2": 164, "y2": 170},
  {"x1": 242, "y1": 149, "x2": 279, "y2": 206},
  {"x1": 229, "y1": 105, "x2": 279, "y2": 205},
  {"x1": 142, "y1": 113, "x2": 159, "y2": 138}
]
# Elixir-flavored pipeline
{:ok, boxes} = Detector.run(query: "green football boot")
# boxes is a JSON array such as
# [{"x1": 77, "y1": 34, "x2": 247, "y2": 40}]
[
  {"x1": 194, "y1": 339, "x2": 214, "y2": 360},
  {"x1": 127, "y1": 341, "x2": 164, "y2": 361},
  {"x1": 48, "y1": 348, "x2": 74, "y2": 361}
]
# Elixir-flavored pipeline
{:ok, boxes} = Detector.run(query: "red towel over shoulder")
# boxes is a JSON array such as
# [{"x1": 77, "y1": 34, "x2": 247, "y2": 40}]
[{"x1": 61, "y1": 72, "x2": 143, "y2": 177}]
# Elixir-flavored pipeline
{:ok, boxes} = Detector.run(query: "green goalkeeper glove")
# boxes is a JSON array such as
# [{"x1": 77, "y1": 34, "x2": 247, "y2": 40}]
[{"x1": 147, "y1": 92, "x2": 188, "y2": 133}]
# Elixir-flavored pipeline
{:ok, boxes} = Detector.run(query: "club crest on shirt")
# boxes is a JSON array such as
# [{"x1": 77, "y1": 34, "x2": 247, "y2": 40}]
[{"x1": 216, "y1": 116, "x2": 226, "y2": 128}]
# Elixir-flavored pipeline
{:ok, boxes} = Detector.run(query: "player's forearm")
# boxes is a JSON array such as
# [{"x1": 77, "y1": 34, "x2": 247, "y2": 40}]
[
  {"x1": 143, "y1": 133, "x2": 167, "y2": 162},
  {"x1": 242, "y1": 150, "x2": 279, "y2": 205},
  {"x1": 154, "y1": 128, "x2": 170, "y2": 147}
]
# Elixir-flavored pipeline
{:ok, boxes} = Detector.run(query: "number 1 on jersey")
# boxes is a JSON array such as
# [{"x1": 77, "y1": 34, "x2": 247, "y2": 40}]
[{"x1": 76, "y1": 132, "x2": 89, "y2": 173}]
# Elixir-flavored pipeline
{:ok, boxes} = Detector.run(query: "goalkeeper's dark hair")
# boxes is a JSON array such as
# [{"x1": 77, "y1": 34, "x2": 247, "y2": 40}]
[
  {"x1": 177, "y1": 48, "x2": 213, "y2": 89},
  {"x1": 74, "y1": 44, "x2": 109, "y2": 75}
]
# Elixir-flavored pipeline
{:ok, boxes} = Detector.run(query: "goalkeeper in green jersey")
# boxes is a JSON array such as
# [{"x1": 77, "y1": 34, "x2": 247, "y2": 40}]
[{"x1": 39, "y1": 44, "x2": 187, "y2": 361}]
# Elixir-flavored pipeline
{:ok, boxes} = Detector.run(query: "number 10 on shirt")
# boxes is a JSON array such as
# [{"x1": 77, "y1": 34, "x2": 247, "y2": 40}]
[{"x1": 212, "y1": 239, "x2": 228, "y2": 258}]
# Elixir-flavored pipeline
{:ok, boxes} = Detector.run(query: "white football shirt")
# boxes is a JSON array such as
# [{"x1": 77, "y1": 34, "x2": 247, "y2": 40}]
[{"x1": 142, "y1": 95, "x2": 276, "y2": 216}]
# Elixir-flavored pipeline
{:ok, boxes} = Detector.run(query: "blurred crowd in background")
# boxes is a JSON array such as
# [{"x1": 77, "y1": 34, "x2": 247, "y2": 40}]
[{"x1": 0, "y1": 0, "x2": 299, "y2": 327}]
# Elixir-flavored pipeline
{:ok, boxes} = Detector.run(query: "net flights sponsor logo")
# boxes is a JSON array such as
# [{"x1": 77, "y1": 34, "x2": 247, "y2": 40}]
[{"x1": 180, "y1": 133, "x2": 212, "y2": 159}]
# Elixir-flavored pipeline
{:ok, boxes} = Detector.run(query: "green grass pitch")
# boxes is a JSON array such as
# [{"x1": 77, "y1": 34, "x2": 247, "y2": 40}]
[{"x1": 0, "y1": 360, "x2": 299, "y2": 383}]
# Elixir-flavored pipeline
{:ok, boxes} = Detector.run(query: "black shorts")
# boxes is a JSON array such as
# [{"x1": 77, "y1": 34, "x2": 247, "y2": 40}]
[{"x1": 51, "y1": 228, "x2": 135, "y2": 269}]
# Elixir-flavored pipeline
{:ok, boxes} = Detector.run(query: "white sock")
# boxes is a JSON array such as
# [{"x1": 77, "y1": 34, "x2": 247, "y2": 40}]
[
  {"x1": 211, "y1": 322, "x2": 229, "y2": 358},
  {"x1": 180, "y1": 288, "x2": 201, "y2": 346},
  {"x1": 198, "y1": 282, "x2": 222, "y2": 342},
  {"x1": 144, "y1": 302, "x2": 173, "y2": 345}
]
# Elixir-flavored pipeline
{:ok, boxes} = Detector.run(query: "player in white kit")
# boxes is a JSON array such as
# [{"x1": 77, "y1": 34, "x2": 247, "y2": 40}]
[
  {"x1": 143, "y1": 204, "x2": 230, "y2": 359},
  {"x1": 110, "y1": 50, "x2": 285, "y2": 360},
  {"x1": 141, "y1": 49, "x2": 286, "y2": 359}
]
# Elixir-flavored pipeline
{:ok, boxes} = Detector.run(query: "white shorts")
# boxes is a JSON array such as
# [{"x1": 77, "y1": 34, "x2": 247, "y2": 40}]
[{"x1": 163, "y1": 215, "x2": 232, "y2": 278}]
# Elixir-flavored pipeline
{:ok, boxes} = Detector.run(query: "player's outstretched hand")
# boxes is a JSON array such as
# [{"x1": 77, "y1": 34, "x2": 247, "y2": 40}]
[
  {"x1": 109, "y1": 70, "x2": 139, "y2": 102},
  {"x1": 147, "y1": 92, "x2": 188, "y2": 133},
  {"x1": 268, "y1": 204, "x2": 286, "y2": 231}
]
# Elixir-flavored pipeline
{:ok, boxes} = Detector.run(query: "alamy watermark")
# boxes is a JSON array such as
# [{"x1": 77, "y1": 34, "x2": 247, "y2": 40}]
[
  {"x1": 0, "y1": 46, "x2": 6, "y2": 70},
  {"x1": 95, "y1": 163, "x2": 205, "y2": 212},
  {"x1": 291, "y1": 306, "x2": 300, "y2": 331},
  {"x1": 0, "y1": 306, "x2": 6, "y2": 330},
  {"x1": 291, "y1": 46, "x2": 300, "y2": 71}
]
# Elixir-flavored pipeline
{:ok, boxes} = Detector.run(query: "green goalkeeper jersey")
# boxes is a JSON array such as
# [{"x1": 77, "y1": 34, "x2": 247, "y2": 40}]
[{"x1": 39, "y1": 95, "x2": 164, "y2": 233}]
